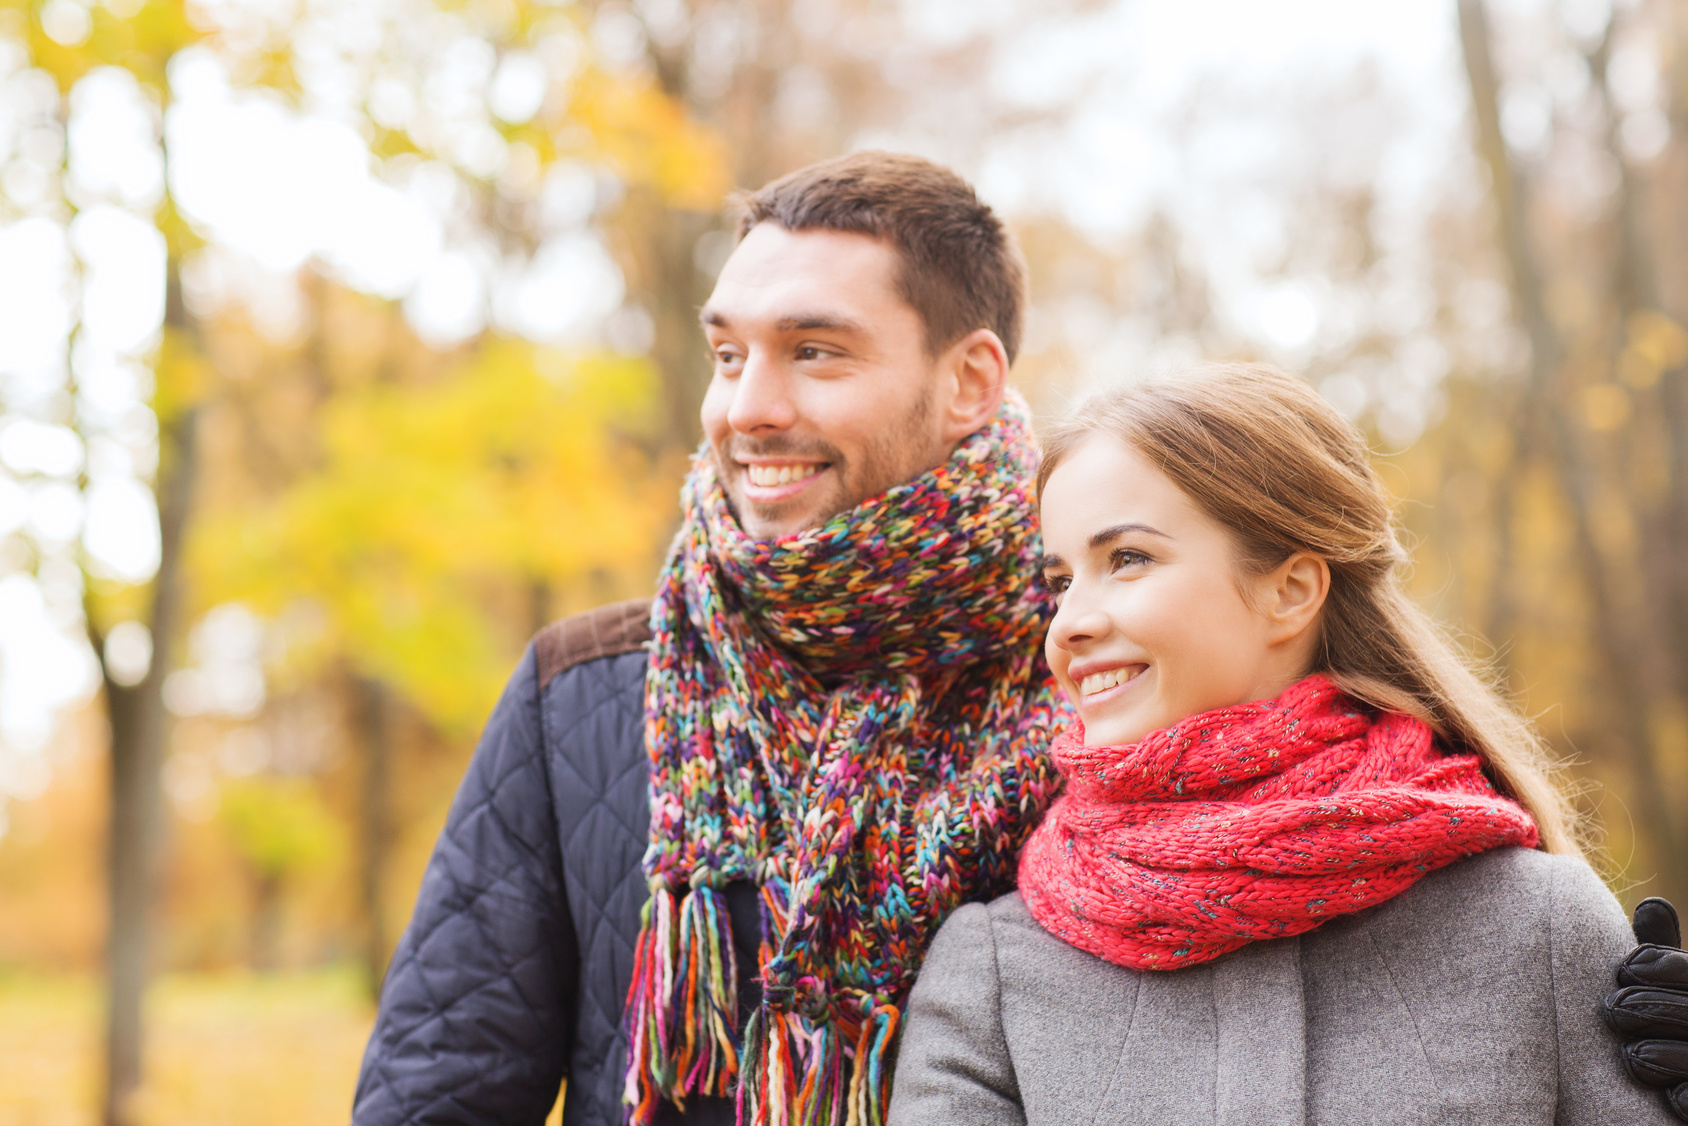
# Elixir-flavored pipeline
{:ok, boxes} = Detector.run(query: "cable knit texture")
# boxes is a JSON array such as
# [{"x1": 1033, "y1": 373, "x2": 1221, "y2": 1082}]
[
  {"x1": 1018, "y1": 674, "x2": 1540, "y2": 971},
  {"x1": 624, "y1": 393, "x2": 1064, "y2": 1126}
]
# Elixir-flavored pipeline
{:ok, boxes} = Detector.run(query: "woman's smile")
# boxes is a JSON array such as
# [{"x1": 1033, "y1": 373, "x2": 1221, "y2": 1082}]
[{"x1": 1071, "y1": 662, "x2": 1149, "y2": 703}]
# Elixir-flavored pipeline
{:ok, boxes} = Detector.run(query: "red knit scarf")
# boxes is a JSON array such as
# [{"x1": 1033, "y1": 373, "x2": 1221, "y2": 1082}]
[{"x1": 1017, "y1": 675, "x2": 1539, "y2": 971}]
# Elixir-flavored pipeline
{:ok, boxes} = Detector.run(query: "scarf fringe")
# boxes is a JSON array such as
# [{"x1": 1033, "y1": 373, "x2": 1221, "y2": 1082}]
[
  {"x1": 736, "y1": 1003, "x2": 901, "y2": 1126},
  {"x1": 625, "y1": 885, "x2": 742, "y2": 1123},
  {"x1": 625, "y1": 886, "x2": 904, "y2": 1126},
  {"x1": 678, "y1": 884, "x2": 741, "y2": 1094}
]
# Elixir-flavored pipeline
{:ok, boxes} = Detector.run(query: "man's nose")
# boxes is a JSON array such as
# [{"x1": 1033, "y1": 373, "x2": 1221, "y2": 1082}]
[{"x1": 725, "y1": 350, "x2": 798, "y2": 435}]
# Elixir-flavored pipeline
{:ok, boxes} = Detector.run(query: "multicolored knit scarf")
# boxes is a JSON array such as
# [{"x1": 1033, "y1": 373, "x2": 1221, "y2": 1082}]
[
  {"x1": 625, "y1": 394, "x2": 1063, "y2": 1126},
  {"x1": 1018, "y1": 674, "x2": 1539, "y2": 972}
]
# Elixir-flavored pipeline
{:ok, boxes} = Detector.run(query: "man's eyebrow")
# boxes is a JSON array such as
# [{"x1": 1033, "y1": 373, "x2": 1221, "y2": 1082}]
[
  {"x1": 1088, "y1": 522, "x2": 1171, "y2": 549},
  {"x1": 697, "y1": 310, "x2": 867, "y2": 335},
  {"x1": 775, "y1": 313, "x2": 866, "y2": 334}
]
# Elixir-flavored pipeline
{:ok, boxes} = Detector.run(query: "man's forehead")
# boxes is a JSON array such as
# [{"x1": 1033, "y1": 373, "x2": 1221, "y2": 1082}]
[{"x1": 699, "y1": 224, "x2": 911, "y2": 330}]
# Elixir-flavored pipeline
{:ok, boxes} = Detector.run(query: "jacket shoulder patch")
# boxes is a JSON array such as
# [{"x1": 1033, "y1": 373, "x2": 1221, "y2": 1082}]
[{"x1": 535, "y1": 598, "x2": 653, "y2": 689}]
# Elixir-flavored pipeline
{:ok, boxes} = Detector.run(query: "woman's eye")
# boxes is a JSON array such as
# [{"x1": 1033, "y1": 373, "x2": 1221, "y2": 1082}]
[
  {"x1": 1040, "y1": 573, "x2": 1070, "y2": 595},
  {"x1": 1109, "y1": 549, "x2": 1150, "y2": 572}
]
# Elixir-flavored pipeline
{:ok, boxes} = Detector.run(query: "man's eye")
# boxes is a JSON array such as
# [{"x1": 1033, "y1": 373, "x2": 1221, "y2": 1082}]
[
  {"x1": 714, "y1": 349, "x2": 743, "y2": 367},
  {"x1": 795, "y1": 346, "x2": 826, "y2": 361}
]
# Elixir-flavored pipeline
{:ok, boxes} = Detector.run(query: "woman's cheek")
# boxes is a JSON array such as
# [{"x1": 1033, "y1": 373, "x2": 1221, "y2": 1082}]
[
  {"x1": 1147, "y1": 583, "x2": 1229, "y2": 713},
  {"x1": 1043, "y1": 632, "x2": 1073, "y2": 703}
]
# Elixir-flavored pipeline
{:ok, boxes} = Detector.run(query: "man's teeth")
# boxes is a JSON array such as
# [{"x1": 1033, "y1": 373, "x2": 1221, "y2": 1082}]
[
  {"x1": 747, "y1": 463, "x2": 822, "y2": 487},
  {"x1": 1080, "y1": 667, "x2": 1141, "y2": 696}
]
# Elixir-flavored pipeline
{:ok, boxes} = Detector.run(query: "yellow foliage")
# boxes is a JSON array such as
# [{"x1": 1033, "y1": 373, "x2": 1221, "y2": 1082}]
[
  {"x1": 1619, "y1": 310, "x2": 1688, "y2": 390},
  {"x1": 565, "y1": 65, "x2": 733, "y2": 211},
  {"x1": 1579, "y1": 383, "x2": 1632, "y2": 432},
  {"x1": 218, "y1": 777, "x2": 341, "y2": 882},
  {"x1": 1628, "y1": 310, "x2": 1688, "y2": 369},
  {"x1": 0, "y1": 712, "x2": 107, "y2": 970},
  {"x1": 153, "y1": 323, "x2": 211, "y2": 422},
  {"x1": 4, "y1": 0, "x2": 202, "y2": 94},
  {"x1": 189, "y1": 340, "x2": 674, "y2": 735}
]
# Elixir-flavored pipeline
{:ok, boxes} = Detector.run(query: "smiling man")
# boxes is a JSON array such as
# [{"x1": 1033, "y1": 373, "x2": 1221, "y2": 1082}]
[
  {"x1": 350, "y1": 152, "x2": 1064, "y2": 1126},
  {"x1": 699, "y1": 196, "x2": 1013, "y2": 541}
]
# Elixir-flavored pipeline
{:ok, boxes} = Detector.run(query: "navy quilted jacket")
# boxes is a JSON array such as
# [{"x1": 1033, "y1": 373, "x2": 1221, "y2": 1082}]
[{"x1": 352, "y1": 601, "x2": 760, "y2": 1126}]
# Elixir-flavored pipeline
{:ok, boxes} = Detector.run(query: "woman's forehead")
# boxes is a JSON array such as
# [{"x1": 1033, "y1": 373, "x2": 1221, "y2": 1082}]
[{"x1": 1040, "y1": 436, "x2": 1203, "y2": 544}]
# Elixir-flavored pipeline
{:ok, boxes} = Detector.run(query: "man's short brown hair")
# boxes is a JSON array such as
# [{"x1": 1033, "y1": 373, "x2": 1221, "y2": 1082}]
[{"x1": 734, "y1": 151, "x2": 1027, "y2": 364}]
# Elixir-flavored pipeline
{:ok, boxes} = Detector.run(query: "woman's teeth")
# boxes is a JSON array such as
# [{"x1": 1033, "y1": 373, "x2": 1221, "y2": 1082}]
[
  {"x1": 1080, "y1": 667, "x2": 1141, "y2": 697},
  {"x1": 747, "y1": 463, "x2": 822, "y2": 487}
]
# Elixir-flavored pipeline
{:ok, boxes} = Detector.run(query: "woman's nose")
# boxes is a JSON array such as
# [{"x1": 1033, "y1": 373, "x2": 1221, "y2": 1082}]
[
  {"x1": 725, "y1": 352, "x2": 798, "y2": 435},
  {"x1": 1047, "y1": 584, "x2": 1110, "y2": 652}
]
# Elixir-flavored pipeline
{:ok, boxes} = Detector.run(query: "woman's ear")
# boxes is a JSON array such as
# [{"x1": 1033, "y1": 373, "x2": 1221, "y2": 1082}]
[
  {"x1": 939, "y1": 328, "x2": 1009, "y2": 441},
  {"x1": 1264, "y1": 552, "x2": 1330, "y2": 647}
]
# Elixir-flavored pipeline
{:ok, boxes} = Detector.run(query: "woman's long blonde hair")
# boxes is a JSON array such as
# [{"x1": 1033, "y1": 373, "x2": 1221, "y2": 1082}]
[{"x1": 1038, "y1": 362, "x2": 1582, "y2": 856}]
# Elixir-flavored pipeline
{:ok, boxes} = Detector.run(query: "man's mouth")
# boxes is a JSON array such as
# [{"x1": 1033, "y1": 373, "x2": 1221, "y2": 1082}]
[
  {"x1": 744, "y1": 462, "x2": 825, "y2": 488},
  {"x1": 1077, "y1": 664, "x2": 1147, "y2": 698}
]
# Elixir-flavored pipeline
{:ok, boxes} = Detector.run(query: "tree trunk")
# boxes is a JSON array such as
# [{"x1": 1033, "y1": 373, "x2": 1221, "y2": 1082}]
[
  {"x1": 357, "y1": 675, "x2": 393, "y2": 998},
  {"x1": 613, "y1": 189, "x2": 717, "y2": 455},
  {"x1": 101, "y1": 253, "x2": 201, "y2": 1125},
  {"x1": 1586, "y1": 20, "x2": 1688, "y2": 892},
  {"x1": 102, "y1": 400, "x2": 197, "y2": 1126},
  {"x1": 1458, "y1": 0, "x2": 1684, "y2": 898},
  {"x1": 1647, "y1": 7, "x2": 1688, "y2": 890},
  {"x1": 1457, "y1": 0, "x2": 1549, "y2": 656},
  {"x1": 251, "y1": 870, "x2": 283, "y2": 972},
  {"x1": 101, "y1": 676, "x2": 161, "y2": 1126}
]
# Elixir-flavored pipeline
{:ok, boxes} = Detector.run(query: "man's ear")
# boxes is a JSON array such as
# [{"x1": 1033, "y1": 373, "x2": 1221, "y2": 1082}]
[
  {"x1": 1264, "y1": 552, "x2": 1330, "y2": 647},
  {"x1": 939, "y1": 328, "x2": 1009, "y2": 442}
]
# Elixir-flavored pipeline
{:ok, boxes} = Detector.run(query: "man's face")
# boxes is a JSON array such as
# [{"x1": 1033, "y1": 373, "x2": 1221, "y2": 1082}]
[{"x1": 699, "y1": 225, "x2": 956, "y2": 541}]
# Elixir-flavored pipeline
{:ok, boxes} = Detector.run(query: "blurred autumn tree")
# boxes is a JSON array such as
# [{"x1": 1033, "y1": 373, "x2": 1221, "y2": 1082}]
[
  {"x1": 0, "y1": 5, "x2": 219, "y2": 1122},
  {"x1": 217, "y1": 775, "x2": 340, "y2": 970},
  {"x1": 0, "y1": 0, "x2": 719, "y2": 1121},
  {"x1": 1433, "y1": 0, "x2": 1688, "y2": 905}
]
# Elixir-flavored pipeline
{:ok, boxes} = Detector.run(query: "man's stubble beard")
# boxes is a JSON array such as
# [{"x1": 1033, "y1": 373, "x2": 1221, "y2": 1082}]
[{"x1": 717, "y1": 380, "x2": 949, "y2": 539}]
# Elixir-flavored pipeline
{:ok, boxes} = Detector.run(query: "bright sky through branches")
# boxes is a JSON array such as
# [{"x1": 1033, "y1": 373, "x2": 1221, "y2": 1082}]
[{"x1": 0, "y1": 0, "x2": 1502, "y2": 787}]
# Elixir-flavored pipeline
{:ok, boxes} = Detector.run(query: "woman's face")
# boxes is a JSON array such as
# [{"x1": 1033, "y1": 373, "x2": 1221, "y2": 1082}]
[{"x1": 1038, "y1": 434, "x2": 1326, "y2": 747}]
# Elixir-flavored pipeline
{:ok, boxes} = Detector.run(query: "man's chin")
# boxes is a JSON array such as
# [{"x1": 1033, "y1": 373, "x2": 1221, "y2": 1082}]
[
  {"x1": 737, "y1": 507, "x2": 827, "y2": 542},
  {"x1": 727, "y1": 488, "x2": 848, "y2": 542}
]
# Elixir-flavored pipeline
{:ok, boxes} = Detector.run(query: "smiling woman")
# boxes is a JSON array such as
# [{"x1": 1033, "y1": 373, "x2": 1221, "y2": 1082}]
[
  {"x1": 1037, "y1": 437, "x2": 1330, "y2": 748},
  {"x1": 886, "y1": 363, "x2": 1669, "y2": 1126},
  {"x1": 1030, "y1": 362, "x2": 1576, "y2": 849}
]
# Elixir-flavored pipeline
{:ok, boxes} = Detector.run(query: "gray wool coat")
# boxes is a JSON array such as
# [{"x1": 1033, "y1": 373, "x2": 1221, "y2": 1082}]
[{"x1": 888, "y1": 847, "x2": 1672, "y2": 1126}]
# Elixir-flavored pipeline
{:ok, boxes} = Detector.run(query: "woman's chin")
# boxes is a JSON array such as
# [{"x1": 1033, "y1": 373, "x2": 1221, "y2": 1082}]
[{"x1": 1079, "y1": 712, "x2": 1155, "y2": 748}]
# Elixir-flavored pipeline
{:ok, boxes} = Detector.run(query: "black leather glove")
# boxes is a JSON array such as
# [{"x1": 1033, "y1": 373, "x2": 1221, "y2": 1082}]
[{"x1": 1604, "y1": 898, "x2": 1688, "y2": 1120}]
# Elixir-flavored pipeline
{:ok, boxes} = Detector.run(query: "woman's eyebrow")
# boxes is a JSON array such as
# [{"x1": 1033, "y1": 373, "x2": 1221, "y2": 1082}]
[
  {"x1": 1089, "y1": 522, "x2": 1171, "y2": 549},
  {"x1": 1039, "y1": 553, "x2": 1065, "y2": 570}
]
